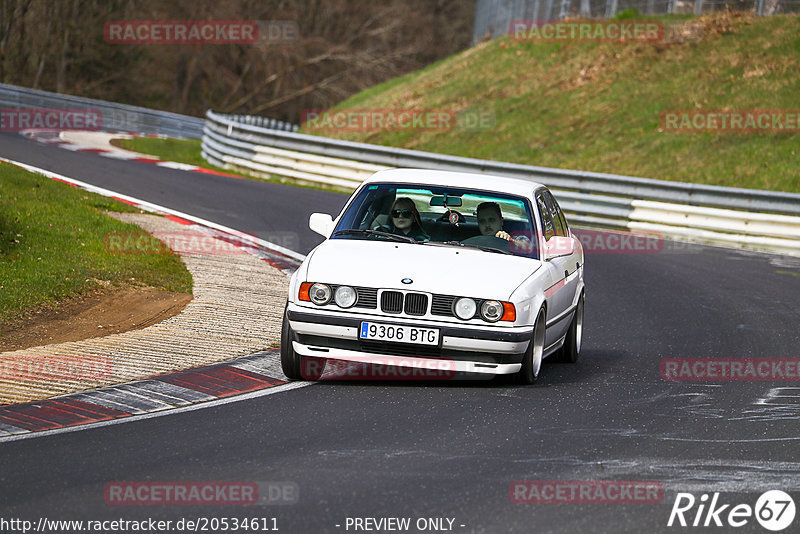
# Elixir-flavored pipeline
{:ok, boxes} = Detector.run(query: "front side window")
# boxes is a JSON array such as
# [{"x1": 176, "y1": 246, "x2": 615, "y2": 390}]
[
  {"x1": 332, "y1": 182, "x2": 539, "y2": 258},
  {"x1": 542, "y1": 190, "x2": 568, "y2": 237},
  {"x1": 536, "y1": 194, "x2": 555, "y2": 242}
]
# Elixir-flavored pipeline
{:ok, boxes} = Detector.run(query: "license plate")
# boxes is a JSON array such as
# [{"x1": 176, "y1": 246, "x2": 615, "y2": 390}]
[{"x1": 359, "y1": 322, "x2": 439, "y2": 346}]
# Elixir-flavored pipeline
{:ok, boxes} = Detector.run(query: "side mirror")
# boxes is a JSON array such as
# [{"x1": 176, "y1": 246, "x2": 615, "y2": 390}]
[
  {"x1": 309, "y1": 213, "x2": 334, "y2": 238},
  {"x1": 545, "y1": 236, "x2": 575, "y2": 260}
]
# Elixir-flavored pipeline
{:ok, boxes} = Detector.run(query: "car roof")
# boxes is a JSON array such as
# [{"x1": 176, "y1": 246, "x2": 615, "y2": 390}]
[{"x1": 362, "y1": 168, "x2": 546, "y2": 198}]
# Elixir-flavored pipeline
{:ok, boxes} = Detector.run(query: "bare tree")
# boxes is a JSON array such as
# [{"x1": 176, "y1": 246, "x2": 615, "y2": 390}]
[{"x1": 0, "y1": 0, "x2": 474, "y2": 122}]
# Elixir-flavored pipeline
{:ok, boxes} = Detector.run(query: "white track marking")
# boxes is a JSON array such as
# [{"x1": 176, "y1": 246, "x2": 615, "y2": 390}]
[{"x1": 0, "y1": 381, "x2": 313, "y2": 444}]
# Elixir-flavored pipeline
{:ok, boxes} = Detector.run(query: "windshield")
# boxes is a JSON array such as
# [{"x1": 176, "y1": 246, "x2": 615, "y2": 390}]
[{"x1": 332, "y1": 182, "x2": 539, "y2": 259}]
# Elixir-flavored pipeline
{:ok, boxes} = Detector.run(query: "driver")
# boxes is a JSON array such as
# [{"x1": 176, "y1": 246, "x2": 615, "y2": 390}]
[{"x1": 476, "y1": 202, "x2": 533, "y2": 252}]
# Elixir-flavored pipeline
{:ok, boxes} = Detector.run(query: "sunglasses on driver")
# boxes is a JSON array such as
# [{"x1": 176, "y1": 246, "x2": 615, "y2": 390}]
[{"x1": 391, "y1": 209, "x2": 413, "y2": 218}]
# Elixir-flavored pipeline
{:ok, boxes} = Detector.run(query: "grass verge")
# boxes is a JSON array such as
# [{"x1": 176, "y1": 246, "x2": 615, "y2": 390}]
[{"x1": 0, "y1": 162, "x2": 193, "y2": 327}]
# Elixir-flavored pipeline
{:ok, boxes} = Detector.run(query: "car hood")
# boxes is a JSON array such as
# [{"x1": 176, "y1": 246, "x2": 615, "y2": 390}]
[{"x1": 305, "y1": 239, "x2": 541, "y2": 299}]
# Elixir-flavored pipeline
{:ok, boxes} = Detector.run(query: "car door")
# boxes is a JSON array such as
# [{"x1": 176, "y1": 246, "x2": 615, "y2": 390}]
[
  {"x1": 545, "y1": 190, "x2": 582, "y2": 316},
  {"x1": 535, "y1": 191, "x2": 572, "y2": 347}
]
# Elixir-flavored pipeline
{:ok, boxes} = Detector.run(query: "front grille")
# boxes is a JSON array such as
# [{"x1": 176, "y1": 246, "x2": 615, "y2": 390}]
[
  {"x1": 404, "y1": 293, "x2": 428, "y2": 316},
  {"x1": 431, "y1": 294, "x2": 456, "y2": 317},
  {"x1": 320, "y1": 285, "x2": 475, "y2": 319},
  {"x1": 355, "y1": 287, "x2": 377, "y2": 309},
  {"x1": 380, "y1": 291, "x2": 404, "y2": 314}
]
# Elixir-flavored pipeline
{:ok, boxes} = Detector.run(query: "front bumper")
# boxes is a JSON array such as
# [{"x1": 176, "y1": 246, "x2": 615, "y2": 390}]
[{"x1": 287, "y1": 304, "x2": 533, "y2": 375}]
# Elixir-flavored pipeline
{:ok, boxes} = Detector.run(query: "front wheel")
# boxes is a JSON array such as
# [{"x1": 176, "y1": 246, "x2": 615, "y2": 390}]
[
  {"x1": 553, "y1": 292, "x2": 584, "y2": 363},
  {"x1": 281, "y1": 304, "x2": 327, "y2": 381},
  {"x1": 280, "y1": 304, "x2": 301, "y2": 380},
  {"x1": 518, "y1": 309, "x2": 545, "y2": 384}
]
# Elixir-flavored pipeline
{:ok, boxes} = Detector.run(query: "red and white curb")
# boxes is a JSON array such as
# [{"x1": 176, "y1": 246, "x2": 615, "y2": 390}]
[
  {"x1": 0, "y1": 350, "x2": 312, "y2": 443},
  {"x1": 21, "y1": 129, "x2": 243, "y2": 177}
]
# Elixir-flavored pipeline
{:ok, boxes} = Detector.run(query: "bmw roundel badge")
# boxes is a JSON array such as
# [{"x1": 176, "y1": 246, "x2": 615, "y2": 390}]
[{"x1": 401, "y1": 278, "x2": 413, "y2": 284}]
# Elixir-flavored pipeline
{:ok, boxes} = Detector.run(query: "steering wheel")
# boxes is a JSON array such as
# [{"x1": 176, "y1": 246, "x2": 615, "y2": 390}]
[{"x1": 461, "y1": 235, "x2": 510, "y2": 251}]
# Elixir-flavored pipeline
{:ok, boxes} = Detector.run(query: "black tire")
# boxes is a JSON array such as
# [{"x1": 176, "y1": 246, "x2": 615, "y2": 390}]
[
  {"x1": 280, "y1": 304, "x2": 302, "y2": 380},
  {"x1": 518, "y1": 309, "x2": 546, "y2": 384},
  {"x1": 553, "y1": 292, "x2": 584, "y2": 364},
  {"x1": 280, "y1": 303, "x2": 327, "y2": 381}
]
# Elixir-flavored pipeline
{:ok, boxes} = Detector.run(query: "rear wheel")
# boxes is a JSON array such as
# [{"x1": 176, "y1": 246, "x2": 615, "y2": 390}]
[
  {"x1": 518, "y1": 309, "x2": 545, "y2": 384},
  {"x1": 553, "y1": 292, "x2": 584, "y2": 363}
]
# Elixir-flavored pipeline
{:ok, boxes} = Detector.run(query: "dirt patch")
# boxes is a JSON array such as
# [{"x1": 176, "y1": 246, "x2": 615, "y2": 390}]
[{"x1": 0, "y1": 286, "x2": 192, "y2": 352}]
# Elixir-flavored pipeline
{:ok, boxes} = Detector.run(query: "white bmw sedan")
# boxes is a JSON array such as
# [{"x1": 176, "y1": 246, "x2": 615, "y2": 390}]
[{"x1": 281, "y1": 168, "x2": 584, "y2": 384}]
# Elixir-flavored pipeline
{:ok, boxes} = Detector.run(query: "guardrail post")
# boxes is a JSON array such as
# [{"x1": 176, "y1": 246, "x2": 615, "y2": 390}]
[
  {"x1": 694, "y1": 0, "x2": 704, "y2": 15},
  {"x1": 604, "y1": 0, "x2": 618, "y2": 18}
]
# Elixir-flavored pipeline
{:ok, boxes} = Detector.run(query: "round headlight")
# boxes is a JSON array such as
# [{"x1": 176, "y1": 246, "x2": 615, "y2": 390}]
[
  {"x1": 309, "y1": 283, "x2": 332, "y2": 305},
  {"x1": 454, "y1": 297, "x2": 477, "y2": 320},
  {"x1": 334, "y1": 285, "x2": 357, "y2": 308},
  {"x1": 480, "y1": 300, "x2": 503, "y2": 322}
]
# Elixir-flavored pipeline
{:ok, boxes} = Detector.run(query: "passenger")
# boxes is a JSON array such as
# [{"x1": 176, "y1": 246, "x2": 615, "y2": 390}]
[
  {"x1": 385, "y1": 197, "x2": 429, "y2": 241},
  {"x1": 476, "y1": 202, "x2": 533, "y2": 252}
]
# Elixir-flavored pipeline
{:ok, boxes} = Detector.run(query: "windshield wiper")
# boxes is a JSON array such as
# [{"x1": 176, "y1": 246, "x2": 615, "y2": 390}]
[
  {"x1": 332, "y1": 229, "x2": 417, "y2": 244},
  {"x1": 426, "y1": 240, "x2": 512, "y2": 255}
]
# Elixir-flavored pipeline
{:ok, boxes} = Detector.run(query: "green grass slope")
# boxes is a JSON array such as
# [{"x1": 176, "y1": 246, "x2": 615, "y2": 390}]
[{"x1": 303, "y1": 12, "x2": 800, "y2": 193}]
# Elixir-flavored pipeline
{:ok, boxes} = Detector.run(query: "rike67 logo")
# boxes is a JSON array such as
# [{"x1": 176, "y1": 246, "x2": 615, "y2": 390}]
[{"x1": 668, "y1": 491, "x2": 796, "y2": 531}]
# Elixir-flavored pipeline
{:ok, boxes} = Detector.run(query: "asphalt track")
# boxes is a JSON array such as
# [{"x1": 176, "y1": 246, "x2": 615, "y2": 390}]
[{"x1": 2, "y1": 131, "x2": 800, "y2": 533}]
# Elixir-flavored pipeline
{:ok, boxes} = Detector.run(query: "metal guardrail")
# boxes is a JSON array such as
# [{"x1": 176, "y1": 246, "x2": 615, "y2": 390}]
[
  {"x1": 221, "y1": 114, "x2": 299, "y2": 133},
  {"x1": 0, "y1": 83, "x2": 205, "y2": 138},
  {"x1": 204, "y1": 110, "x2": 800, "y2": 215},
  {"x1": 203, "y1": 110, "x2": 800, "y2": 255}
]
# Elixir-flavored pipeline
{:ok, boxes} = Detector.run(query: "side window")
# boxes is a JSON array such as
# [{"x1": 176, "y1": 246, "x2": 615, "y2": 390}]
[
  {"x1": 544, "y1": 191, "x2": 569, "y2": 237},
  {"x1": 541, "y1": 191, "x2": 566, "y2": 237},
  {"x1": 553, "y1": 197, "x2": 569, "y2": 236},
  {"x1": 536, "y1": 194, "x2": 555, "y2": 241}
]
